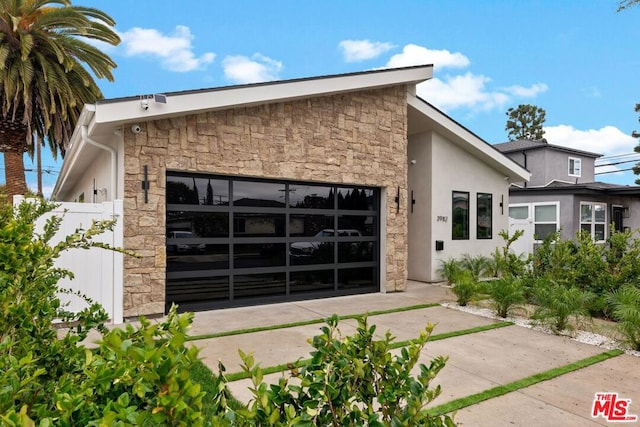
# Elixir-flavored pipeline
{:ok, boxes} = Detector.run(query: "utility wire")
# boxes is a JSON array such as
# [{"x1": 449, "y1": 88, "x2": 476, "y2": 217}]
[
  {"x1": 598, "y1": 152, "x2": 640, "y2": 160},
  {"x1": 595, "y1": 158, "x2": 640, "y2": 167},
  {"x1": 595, "y1": 167, "x2": 636, "y2": 175}
]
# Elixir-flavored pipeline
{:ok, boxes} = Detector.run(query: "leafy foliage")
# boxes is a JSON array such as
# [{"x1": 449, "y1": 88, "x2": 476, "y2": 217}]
[
  {"x1": 530, "y1": 280, "x2": 593, "y2": 333},
  {"x1": 0, "y1": 200, "x2": 209, "y2": 425},
  {"x1": 618, "y1": 0, "x2": 640, "y2": 12},
  {"x1": 0, "y1": 0, "x2": 120, "y2": 197},
  {"x1": 505, "y1": 104, "x2": 546, "y2": 141},
  {"x1": 459, "y1": 254, "x2": 493, "y2": 281},
  {"x1": 437, "y1": 258, "x2": 464, "y2": 285},
  {"x1": 607, "y1": 286, "x2": 640, "y2": 350},
  {"x1": 451, "y1": 270, "x2": 481, "y2": 307},
  {"x1": 492, "y1": 230, "x2": 529, "y2": 278},
  {"x1": 211, "y1": 316, "x2": 455, "y2": 426},
  {"x1": 485, "y1": 277, "x2": 526, "y2": 318},
  {"x1": 1, "y1": 200, "x2": 456, "y2": 425}
]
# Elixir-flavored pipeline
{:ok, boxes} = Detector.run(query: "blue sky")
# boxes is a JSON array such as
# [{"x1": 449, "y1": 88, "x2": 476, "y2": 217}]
[{"x1": 6, "y1": 0, "x2": 640, "y2": 196}]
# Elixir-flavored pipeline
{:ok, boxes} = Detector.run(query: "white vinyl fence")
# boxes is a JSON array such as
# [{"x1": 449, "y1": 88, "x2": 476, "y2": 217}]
[{"x1": 15, "y1": 197, "x2": 124, "y2": 324}]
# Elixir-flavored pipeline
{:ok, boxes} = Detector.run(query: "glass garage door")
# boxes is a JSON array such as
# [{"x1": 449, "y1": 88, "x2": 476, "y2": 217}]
[{"x1": 165, "y1": 173, "x2": 380, "y2": 312}]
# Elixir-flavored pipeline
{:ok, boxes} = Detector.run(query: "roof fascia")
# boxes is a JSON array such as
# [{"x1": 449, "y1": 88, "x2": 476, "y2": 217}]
[
  {"x1": 51, "y1": 105, "x2": 95, "y2": 199},
  {"x1": 93, "y1": 66, "x2": 433, "y2": 126},
  {"x1": 499, "y1": 143, "x2": 601, "y2": 158},
  {"x1": 407, "y1": 95, "x2": 531, "y2": 183}
]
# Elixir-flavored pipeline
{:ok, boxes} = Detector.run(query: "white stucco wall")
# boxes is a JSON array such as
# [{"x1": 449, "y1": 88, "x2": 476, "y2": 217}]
[
  {"x1": 408, "y1": 131, "x2": 511, "y2": 282},
  {"x1": 407, "y1": 132, "x2": 433, "y2": 282}
]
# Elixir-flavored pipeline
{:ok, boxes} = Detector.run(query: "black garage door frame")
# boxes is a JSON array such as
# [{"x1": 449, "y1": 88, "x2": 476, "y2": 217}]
[{"x1": 166, "y1": 172, "x2": 381, "y2": 312}]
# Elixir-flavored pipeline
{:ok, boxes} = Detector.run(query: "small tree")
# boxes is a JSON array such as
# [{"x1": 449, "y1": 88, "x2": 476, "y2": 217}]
[{"x1": 505, "y1": 104, "x2": 546, "y2": 141}]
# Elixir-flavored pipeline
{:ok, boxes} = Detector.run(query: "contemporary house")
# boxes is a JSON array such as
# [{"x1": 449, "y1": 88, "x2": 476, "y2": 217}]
[
  {"x1": 52, "y1": 65, "x2": 529, "y2": 318},
  {"x1": 494, "y1": 138, "x2": 640, "y2": 255}
]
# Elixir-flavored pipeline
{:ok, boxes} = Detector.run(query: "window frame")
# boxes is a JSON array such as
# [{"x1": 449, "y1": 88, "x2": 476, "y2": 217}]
[
  {"x1": 568, "y1": 157, "x2": 582, "y2": 177},
  {"x1": 476, "y1": 192, "x2": 492, "y2": 240},
  {"x1": 452, "y1": 191, "x2": 470, "y2": 240},
  {"x1": 580, "y1": 202, "x2": 607, "y2": 242},
  {"x1": 533, "y1": 202, "x2": 559, "y2": 242}
]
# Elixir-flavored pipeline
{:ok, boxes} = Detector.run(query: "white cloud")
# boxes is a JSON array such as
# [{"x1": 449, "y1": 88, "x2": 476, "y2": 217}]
[
  {"x1": 504, "y1": 83, "x2": 549, "y2": 98},
  {"x1": 339, "y1": 39, "x2": 395, "y2": 62},
  {"x1": 417, "y1": 73, "x2": 509, "y2": 111},
  {"x1": 544, "y1": 125, "x2": 636, "y2": 158},
  {"x1": 222, "y1": 54, "x2": 283, "y2": 84},
  {"x1": 119, "y1": 25, "x2": 215, "y2": 72},
  {"x1": 385, "y1": 44, "x2": 470, "y2": 70},
  {"x1": 381, "y1": 43, "x2": 547, "y2": 113}
]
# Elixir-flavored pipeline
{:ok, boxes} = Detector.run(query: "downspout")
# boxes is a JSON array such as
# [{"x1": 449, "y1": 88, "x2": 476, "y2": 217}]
[
  {"x1": 522, "y1": 151, "x2": 527, "y2": 188},
  {"x1": 81, "y1": 125, "x2": 117, "y2": 200}
]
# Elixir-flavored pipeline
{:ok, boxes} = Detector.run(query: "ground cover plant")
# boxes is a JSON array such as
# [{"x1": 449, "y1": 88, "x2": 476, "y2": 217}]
[{"x1": 441, "y1": 228, "x2": 640, "y2": 348}]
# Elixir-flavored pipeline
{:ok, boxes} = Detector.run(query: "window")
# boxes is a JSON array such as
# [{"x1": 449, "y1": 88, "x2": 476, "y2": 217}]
[
  {"x1": 477, "y1": 193, "x2": 492, "y2": 239},
  {"x1": 580, "y1": 202, "x2": 606, "y2": 241},
  {"x1": 452, "y1": 191, "x2": 469, "y2": 240},
  {"x1": 568, "y1": 157, "x2": 582, "y2": 177},
  {"x1": 534, "y1": 203, "x2": 558, "y2": 241},
  {"x1": 509, "y1": 205, "x2": 529, "y2": 220}
]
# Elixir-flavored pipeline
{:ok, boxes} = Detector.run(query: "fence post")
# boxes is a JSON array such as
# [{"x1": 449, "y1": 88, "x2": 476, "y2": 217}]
[{"x1": 112, "y1": 200, "x2": 124, "y2": 324}]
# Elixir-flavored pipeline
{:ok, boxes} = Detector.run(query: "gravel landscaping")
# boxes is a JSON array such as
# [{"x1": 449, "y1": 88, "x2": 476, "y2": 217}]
[{"x1": 441, "y1": 301, "x2": 640, "y2": 358}]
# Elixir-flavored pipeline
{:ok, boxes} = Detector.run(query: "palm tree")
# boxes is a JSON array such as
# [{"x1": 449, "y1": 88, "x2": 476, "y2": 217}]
[{"x1": 0, "y1": 0, "x2": 120, "y2": 199}]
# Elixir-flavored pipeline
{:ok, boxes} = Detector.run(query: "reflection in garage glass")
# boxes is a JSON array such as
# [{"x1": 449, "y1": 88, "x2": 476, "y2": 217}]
[{"x1": 166, "y1": 173, "x2": 379, "y2": 312}]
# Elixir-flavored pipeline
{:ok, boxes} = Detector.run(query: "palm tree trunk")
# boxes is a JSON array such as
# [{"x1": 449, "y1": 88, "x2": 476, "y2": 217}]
[{"x1": 3, "y1": 150, "x2": 28, "y2": 201}]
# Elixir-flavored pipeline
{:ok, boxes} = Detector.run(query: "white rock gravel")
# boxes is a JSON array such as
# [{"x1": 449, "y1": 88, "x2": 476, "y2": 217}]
[{"x1": 440, "y1": 302, "x2": 640, "y2": 358}]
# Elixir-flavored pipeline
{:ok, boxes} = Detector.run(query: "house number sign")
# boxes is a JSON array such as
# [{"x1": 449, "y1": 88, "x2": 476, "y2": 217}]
[{"x1": 437, "y1": 216, "x2": 448, "y2": 222}]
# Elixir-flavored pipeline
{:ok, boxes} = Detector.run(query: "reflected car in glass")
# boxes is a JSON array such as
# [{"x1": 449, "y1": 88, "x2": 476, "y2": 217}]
[
  {"x1": 290, "y1": 229, "x2": 361, "y2": 258},
  {"x1": 167, "y1": 231, "x2": 206, "y2": 253}
]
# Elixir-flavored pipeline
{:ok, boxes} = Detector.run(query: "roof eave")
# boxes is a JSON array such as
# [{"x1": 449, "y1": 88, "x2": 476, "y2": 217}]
[
  {"x1": 93, "y1": 65, "x2": 434, "y2": 126},
  {"x1": 407, "y1": 95, "x2": 531, "y2": 183}
]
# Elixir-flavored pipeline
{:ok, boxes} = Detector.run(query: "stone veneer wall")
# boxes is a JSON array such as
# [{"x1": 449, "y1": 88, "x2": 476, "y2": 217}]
[{"x1": 123, "y1": 86, "x2": 409, "y2": 317}]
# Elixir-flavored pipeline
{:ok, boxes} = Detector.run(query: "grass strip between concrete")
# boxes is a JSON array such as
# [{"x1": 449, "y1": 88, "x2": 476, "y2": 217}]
[
  {"x1": 424, "y1": 349, "x2": 625, "y2": 417},
  {"x1": 186, "y1": 302, "x2": 440, "y2": 341},
  {"x1": 223, "y1": 321, "x2": 514, "y2": 382}
]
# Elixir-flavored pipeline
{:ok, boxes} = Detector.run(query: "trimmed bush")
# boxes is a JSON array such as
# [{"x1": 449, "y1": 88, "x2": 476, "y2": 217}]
[{"x1": 211, "y1": 316, "x2": 455, "y2": 426}]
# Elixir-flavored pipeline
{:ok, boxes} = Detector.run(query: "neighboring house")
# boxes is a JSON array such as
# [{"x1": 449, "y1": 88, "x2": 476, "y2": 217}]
[
  {"x1": 52, "y1": 65, "x2": 529, "y2": 318},
  {"x1": 494, "y1": 138, "x2": 640, "y2": 256}
]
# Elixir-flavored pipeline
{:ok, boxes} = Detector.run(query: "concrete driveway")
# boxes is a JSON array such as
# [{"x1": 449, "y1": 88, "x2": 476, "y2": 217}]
[{"x1": 189, "y1": 282, "x2": 639, "y2": 426}]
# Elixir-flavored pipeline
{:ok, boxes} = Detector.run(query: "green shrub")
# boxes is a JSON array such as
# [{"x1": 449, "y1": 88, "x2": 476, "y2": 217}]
[
  {"x1": 493, "y1": 230, "x2": 529, "y2": 278},
  {"x1": 606, "y1": 286, "x2": 640, "y2": 351},
  {"x1": 451, "y1": 270, "x2": 481, "y2": 307},
  {"x1": 211, "y1": 316, "x2": 455, "y2": 426},
  {"x1": 0, "y1": 200, "x2": 208, "y2": 425},
  {"x1": 0, "y1": 200, "x2": 456, "y2": 426},
  {"x1": 530, "y1": 280, "x2": 593, "y2": 333},
  {"x1": 460, "y1": 254, "x2": 493, "y2": 281},
  {"x1": 437, "y1": 258, "x2": 463, "y2": 285},
  {"x1": 485, "y1": 277, "x2": 526, "y2": 318}
]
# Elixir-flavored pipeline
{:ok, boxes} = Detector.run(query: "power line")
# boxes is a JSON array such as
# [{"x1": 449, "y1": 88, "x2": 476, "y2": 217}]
[
  {"x1": 595, "y1": 167, "x2": 636, "y2": 175},
  {"x1": 595, "y1": 158, "x2": 640, "y2": 168},
  {"x1": 598, "y1": 152, "x2": 640, "y2": 161}
]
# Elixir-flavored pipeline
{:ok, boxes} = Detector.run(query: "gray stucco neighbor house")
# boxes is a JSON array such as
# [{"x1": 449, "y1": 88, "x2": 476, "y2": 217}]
[
  {"x1": 52, "y1": 65, "x2": 529, "y2": 318},
  {"x1": 494, "y1": 138, "x2": 640, "y2": 255}
]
